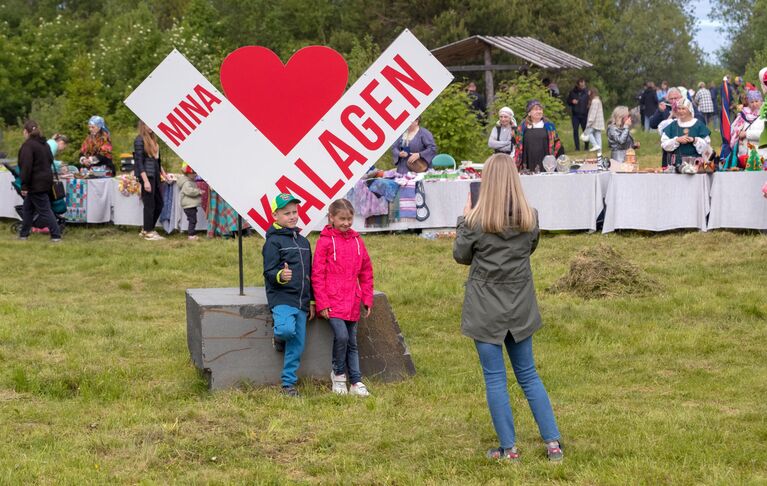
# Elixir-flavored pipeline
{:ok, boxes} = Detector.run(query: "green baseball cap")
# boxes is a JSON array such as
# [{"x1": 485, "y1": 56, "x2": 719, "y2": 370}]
[{"x1": 271, "y1": 193, "x2": 301, "y2": 212}]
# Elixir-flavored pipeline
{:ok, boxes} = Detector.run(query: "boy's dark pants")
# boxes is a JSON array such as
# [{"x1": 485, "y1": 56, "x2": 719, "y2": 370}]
[{"x1": 184, "y1": 208, "x2": 198, "y2": 236}]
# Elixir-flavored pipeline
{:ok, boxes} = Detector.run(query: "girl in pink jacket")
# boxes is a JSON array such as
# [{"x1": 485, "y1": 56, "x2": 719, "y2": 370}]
[{"x1": 312, "y1": 199, "x2": 374, "y2": 396}]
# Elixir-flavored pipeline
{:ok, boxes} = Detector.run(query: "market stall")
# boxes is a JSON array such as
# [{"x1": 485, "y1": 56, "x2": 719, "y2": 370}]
[
  {"x1": 351, "y1": 170, "x2": 611, "y2": 233},
  {"x1": 3, "y1": 167, "x2": 767, "y2": 234}
]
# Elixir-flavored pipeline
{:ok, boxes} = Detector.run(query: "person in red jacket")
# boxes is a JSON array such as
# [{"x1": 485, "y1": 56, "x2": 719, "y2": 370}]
[{"x1": 312, "y1": 199, "x2": 374, "y2": 397}]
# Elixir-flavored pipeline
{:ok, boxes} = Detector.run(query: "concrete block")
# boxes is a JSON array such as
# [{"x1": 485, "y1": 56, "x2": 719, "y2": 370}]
[{"x1": 186, "y1": 288, "x2": 415, "y2": 390}]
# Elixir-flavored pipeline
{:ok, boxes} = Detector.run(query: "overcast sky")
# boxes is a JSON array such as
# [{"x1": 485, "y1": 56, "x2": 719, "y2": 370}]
[{"x1": 692, "y1": 0, "x2": 730, "y2": 64}]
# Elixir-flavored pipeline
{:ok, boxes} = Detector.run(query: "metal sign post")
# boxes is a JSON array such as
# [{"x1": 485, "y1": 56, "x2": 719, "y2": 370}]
[{"x1": 238, "y1": 215, "x2": 244, "y2": 296}]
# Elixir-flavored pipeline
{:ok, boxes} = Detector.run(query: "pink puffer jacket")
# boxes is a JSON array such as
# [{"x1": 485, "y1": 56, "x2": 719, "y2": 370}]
[{"x1": 312, "y1": 225, "x2": 374, "y2": 321}]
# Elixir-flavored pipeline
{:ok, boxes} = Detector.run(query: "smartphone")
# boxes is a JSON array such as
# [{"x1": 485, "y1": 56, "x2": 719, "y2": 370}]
[{"x1": 470, "y1": 181, "x2": 481, "y2": 207}]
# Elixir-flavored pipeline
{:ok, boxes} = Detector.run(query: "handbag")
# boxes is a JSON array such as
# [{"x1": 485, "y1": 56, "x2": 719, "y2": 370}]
[
  {"x1": 407, "y1": 157, "x2": 428, "y2": 173},
  {"x1": 50, "y1": 164, "x2": 66, "y2": 201}
]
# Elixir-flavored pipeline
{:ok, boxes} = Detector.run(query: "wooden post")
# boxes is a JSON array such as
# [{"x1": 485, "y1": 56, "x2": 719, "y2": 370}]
[{"x1": 484, "y1": 45, "x2": 494, "y2": 106}]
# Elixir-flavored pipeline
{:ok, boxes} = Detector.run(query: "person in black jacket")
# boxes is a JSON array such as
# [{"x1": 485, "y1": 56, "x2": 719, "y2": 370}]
[
  {"x1": 648, "y1": 87, "x2": 706, "y2": 130},
  {"x1": 567, "y1": 79, "x2": 590, "y2": 150},
  {"x1": 18, "y1": 120, "x2": 61, "y2": 241},
  {"x1": 134, "y1": 120, "x2": 168, "y2": 240},
  {"x1": 262, "y1": 193, "x2": 315, "y2": 397},
  {"x1": 640, "y1": 82, "x2": 659, "y2": 131}
]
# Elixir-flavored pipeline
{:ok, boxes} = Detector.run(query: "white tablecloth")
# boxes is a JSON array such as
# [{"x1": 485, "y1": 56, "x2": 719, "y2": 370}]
[
  {"x1": 603, "y1": 173, "x2": 711, "y2": 233},
  {"x1": 84, "y1": 179, "x2": 113, "y2": 223},
  {"x1": 354, "y1": 172, "x2": 610, "y2": 232},
  {"x1": 0, "y1": 172, "x2": 23, "y2": 219},
  {"x1": 708, "y1": 172, "x2": 767, "y2": 230},
  {"x1": 111, "y1": 179, "x2": 207, "y2": 232},
  {"x1": 521, "y1": 172, "x2": 610, "y2": 232},
  {"x1": 1, "y1": 174, "x2": 207, "y2": 232},
  {"x1": 111, "y1": 179, "x2": 145, "y2": 226}
]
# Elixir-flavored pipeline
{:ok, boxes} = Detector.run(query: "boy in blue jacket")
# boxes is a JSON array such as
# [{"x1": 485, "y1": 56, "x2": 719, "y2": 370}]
[{"x1": 262, "y1": 193, "x2": 315, "y2": 397}]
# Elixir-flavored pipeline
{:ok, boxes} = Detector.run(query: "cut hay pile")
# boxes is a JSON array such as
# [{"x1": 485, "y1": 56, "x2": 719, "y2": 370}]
[{"x1": 549, "y1": 243, "x2": 657, "y2": 298}]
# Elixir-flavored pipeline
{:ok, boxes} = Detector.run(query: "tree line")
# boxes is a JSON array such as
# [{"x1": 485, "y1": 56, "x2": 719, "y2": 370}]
[{"x1": 0, "y1": 0, "x2": 716, "y2": 138}]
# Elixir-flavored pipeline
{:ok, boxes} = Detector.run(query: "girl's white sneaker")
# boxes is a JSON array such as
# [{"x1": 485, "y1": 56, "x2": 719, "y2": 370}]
[
  {"x1": 331, "y1": 372, "x2": 347, "y2": 395},
  {"x1": 349, "y1": 382, "x2": 370, "y2": 397}
]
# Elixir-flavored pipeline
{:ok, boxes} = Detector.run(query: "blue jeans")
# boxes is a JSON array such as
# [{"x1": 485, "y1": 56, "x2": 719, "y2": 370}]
[
  {"x1": 474, "y1": 334, "x2": 560, "y2": 449},
  {"x1": 328, "y1": 318, "x2": 362, "y2": 384},
  {"x1": 587, "y1": 129, "x2": 602, "y2": 151},
  {"x1": 272, "y1": 305, "x2": 307, "y2": 387}
]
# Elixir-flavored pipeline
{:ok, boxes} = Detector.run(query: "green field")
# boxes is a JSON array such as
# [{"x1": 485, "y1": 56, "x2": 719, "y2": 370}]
[{"x1": 1, "y1": 222, "x2": 765, "y2": 484}]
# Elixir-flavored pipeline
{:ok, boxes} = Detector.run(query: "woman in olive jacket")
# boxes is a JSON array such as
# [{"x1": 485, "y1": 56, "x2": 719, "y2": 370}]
[{"x1": 453, "y1": 153, "x2": 562, "y2": 462}]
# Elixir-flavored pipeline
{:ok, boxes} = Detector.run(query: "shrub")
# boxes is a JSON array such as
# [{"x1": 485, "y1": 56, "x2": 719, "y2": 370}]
[
  {"x1": 491, "y1": 73, "x2": 567, "y2": 126},
  {"x1": 420, "y1": 83, "x2": 488, "y2": 162}
]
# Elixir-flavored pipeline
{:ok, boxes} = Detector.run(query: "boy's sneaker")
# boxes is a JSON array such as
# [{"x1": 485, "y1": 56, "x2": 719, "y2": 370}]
[
  {"x1": 281, "y1": 385, "x2": 299, "y2": 397},
  {"x1": 546, "y1": 441, "x2": 564, "y2": 462},
  {"x1": 272, "y1": 337, "x2": 285, "y2": 353},
  {"x1": 50, "y1": 238, "x2": 62, "y2": 243},
  {"x1": 331, "y1": 372, "x2": 348, "y2": 395},
  {"x1": 487, "y1": 447, "x2": 520, "y2": 462},
  {"x1": 349, "y1": 382, "x2": 370, "y2": 397}
]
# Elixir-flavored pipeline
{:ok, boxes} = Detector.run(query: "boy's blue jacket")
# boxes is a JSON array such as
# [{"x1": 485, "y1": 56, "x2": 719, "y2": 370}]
[{"x1": 262, "y1": 224, "x2": 313, "y2": 311}]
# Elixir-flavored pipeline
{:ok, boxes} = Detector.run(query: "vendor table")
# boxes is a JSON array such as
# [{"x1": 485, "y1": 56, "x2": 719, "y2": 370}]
[
  {"x1": 602, "y1": 173, "x2": 711, "y2": 233},
  {"x1": 0, "y1": 172, "x2": 22, "y2": 219},
  {"x1": 353, "y1": 172, "x2": 610, "y2": 232},
  {"x1": 111, "y1": 179, "x2": 207, "y2": 232},
  {"x1": 707, "y1": 171, "x2": 767, "y2": 230},
  {"x1": 0, "y1": 173, "x2": 208, "y2": 232}
]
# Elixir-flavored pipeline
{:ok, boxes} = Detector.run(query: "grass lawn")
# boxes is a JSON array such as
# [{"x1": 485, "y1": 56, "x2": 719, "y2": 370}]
[{"x1": 1, "y1": 222, "x2": 765, "y2": 484}]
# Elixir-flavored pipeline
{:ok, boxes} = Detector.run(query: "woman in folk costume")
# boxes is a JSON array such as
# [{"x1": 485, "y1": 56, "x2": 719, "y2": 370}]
[
  {"x1": 390, "y1": 117, "x2": 437, "y2": 174},
  {"x1": 757, "y1": 67, "x2": 767, "y2": 160},
  {"x1": 513, "y1": 99, "x2": 564, "y2": 172},
  {"x1": 730, "y1": 90, "x2": 764, "y2": 158},
  {"x1": 79, "y1": 115, "x2": 115, "y2": 174},
  {"x1": 660, "y1": 97, "x2": 711, "y2": 163}
]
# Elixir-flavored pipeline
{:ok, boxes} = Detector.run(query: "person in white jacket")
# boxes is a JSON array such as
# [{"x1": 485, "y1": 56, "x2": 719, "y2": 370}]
[{"x1": 583, "y1": 88, "x2": 605, "y2": 152}]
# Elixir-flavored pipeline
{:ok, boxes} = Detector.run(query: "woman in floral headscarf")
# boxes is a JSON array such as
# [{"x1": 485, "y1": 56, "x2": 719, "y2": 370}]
[
  {"x1": 79, "y1": 115, "x2": 115, "y2": 174},
  {"x1": 730, "y1": 90, "x2": 764, "y2": 158}
]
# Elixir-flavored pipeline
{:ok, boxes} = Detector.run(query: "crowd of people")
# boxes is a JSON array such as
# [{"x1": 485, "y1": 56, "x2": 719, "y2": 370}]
[
  {"x1": 477, "y1": 73, "x2": 767, "y2": 169},
  {"x1": 15, "y1": 69, "x2": 767, "y2": 244}
]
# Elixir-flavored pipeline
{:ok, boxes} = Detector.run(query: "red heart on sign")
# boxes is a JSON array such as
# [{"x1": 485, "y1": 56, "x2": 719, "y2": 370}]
[{"x1": 220, "y1": 46, "x2": 349, "y2": 156}]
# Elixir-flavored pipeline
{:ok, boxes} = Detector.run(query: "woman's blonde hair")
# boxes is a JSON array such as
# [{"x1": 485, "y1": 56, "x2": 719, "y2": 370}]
[
  {"x1": 466, "y1": 153, "x2": 535, "y2": 233},
  {"x1": 138, "y1": 120, "x2": 159, "y2": 159},
  {"x1": 610, "y1": 106, "x2": 629, "y2": 126}
]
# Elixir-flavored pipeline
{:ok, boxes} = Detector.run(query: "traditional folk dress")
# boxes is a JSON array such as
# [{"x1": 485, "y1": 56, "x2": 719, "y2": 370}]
[{"x1": 660, "y1": 118, "x2": 711, "y2": 163}]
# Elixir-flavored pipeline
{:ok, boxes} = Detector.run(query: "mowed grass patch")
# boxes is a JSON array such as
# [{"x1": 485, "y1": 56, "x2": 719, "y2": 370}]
[{"x1": 0, "y1": 222, "x2": 765, "y2": 484}]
